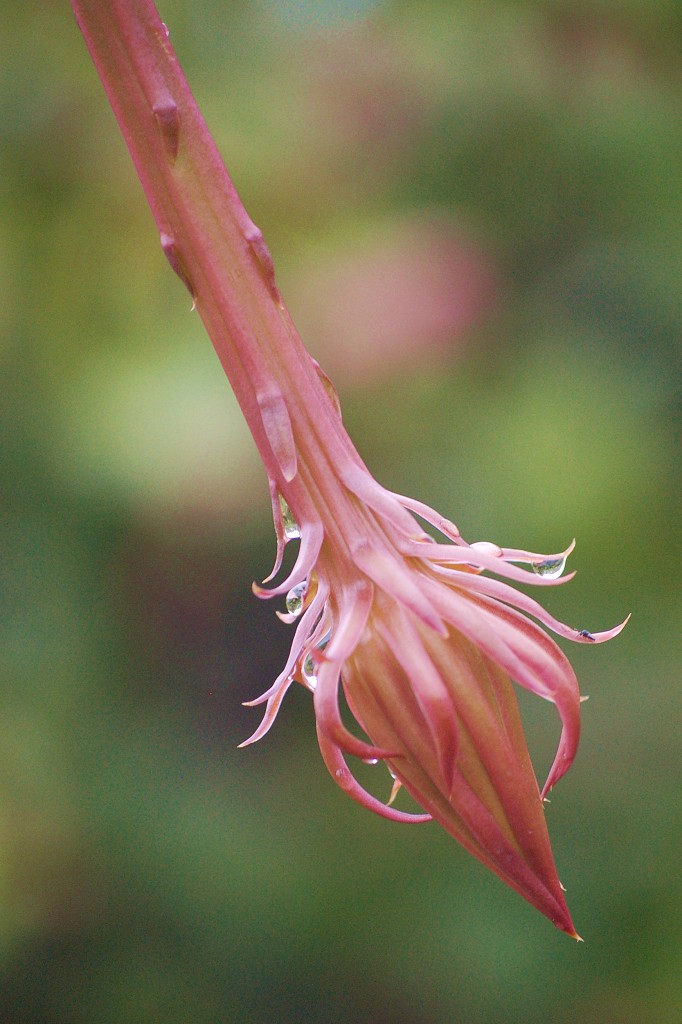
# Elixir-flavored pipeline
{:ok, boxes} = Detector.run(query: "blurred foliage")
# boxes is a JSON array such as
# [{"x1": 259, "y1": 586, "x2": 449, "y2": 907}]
[{"x1": 1, "y1": 0, "x2": 680, "y2": 1021}]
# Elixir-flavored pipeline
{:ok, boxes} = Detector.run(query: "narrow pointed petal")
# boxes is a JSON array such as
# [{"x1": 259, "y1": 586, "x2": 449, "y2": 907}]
[
  {"x1": 390, "y1": 490, "x2": 462, "y2": 541},
  {"x1": 498, "y1": 539, "x2": 576, "y2": 566},
  {"x1": 316, "y1": 724, "x2": 432, "y2": 824},
  {"x1": 253, "y1": 519, "x2": 324, "y2": 598},
  {"x1": 401, "y1": 539, "x2": 577, "y2": 587},
  {"x1": 238, "y1": 679, "x2": 293, "y2": 747},
  {"x1": 243, "y1": 579, "x2": 329, "y2": 706},
  {"x1": 314, "y1": 660, "x2": 395, "y2": 762},
  {"x1": 351, "y1": 540, "x2": 447, "y2": 635},
  {"x1": 261, "y1": 483, "x2": 286, "y2": 583},
  {"x1": 437, "y1": 567, "x2": 626, "y2": 644},
  {"x1": 342, "y1": 463, "x2": 429, "y2": 540}
]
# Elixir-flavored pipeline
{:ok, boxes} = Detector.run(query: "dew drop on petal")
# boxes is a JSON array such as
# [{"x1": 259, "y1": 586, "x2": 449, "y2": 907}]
[
  {"x1": 532, "y1": 556, "x2": 567, "y2": 579},
  {"x1": 362, "y1": 758, "x2": 379, "y2": 766},
  {"x1": 301, "y1": 631, "x2": 331, "y2": 687},
  {"x1": 278, "y1": 495, "x2": 301, "y2": 540},
  {"x1": 302, "y1": 653, "x2": 318, "y2": 686},
  {"x1": 285, "y1": 582, "x2": 307, "y2": 616},
  {"x1": 471, "y1": 541, "x2": 503, "y2": 557}
]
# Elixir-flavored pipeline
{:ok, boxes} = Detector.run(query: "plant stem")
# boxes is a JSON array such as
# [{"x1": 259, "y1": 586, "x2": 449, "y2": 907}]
[{"x1": 70, "y1": 0, "x2": 348, "y2": 495}]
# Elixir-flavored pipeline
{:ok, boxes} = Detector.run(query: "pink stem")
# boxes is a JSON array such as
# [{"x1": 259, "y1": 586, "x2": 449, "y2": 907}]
[{"x1": 69, "y1": 0, "x2": 353, "y2": 503}]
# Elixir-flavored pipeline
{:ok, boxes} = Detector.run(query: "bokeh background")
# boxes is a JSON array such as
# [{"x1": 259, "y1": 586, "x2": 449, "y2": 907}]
[{"x1": 2, "y1": 0, "x2": 680, "y2": 1021}]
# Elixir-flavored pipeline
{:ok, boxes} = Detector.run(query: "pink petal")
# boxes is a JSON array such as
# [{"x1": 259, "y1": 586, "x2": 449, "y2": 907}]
[
  {"x1": 351, "y1": 539, "x2": 447, "y2": 635},
  {"x1": 401, "y1": 539, "x2": 576, "y2": 588},
  {"x1": 238, "y1": 678, "x2": 294, "y2": 747},
  {"x1": 374, "y1": 607, "x2": 459, "y2": 791},
  {"x1": 314, "y1": 659, "x2": 394, "y2": 762},
  {"x1": 244, "y1": 578, "x2": 329, "y2": 706},
  {"x1": 262, "y1": 479, "x2": 287, "y2": 584},
  {"x1": 433, "y1": 566, "x2": 627, "y2": 643},
  {"x1": 253, "y1": 519, "x2": 324, "y2": 598},
  {"x1": 323, "y1": 580, "x2": 374, "y2": 663},
  {"x1": 419, "y1": 576, "x2": 581, "y2": 796},
  {"x1": 341, "y1": 463, "x2": 428, "y2": 540},
  {"x1": 316, "y1": 724, "x2": 432, "y2": 824}
]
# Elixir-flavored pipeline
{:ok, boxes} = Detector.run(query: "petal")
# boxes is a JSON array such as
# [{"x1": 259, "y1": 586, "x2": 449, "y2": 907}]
[
  {"x1": 374, "y1": 605, "x2": 459, "y2": 791},
  {"x1": 316, "y1": 723, "x2": 432, "y2": 824},
  {"x1": 418, "y1": 575, "x2": 581, "y2": 796},
  {"x1": 497, "y1": 538, "x2": 576, "y2": 567},
  {"x1": 341, "y1": 463, "x2": 428, "y2": 539},
  {"x1": 262, "y1": 479, "x2": 287, "y2": 584},
  {"x1": 351, "y1": 539, "x2": 447, "y2": 635},
  {"x1": 238, "y1": 677, "x2": 294, "y2": 747},
  {"x1": 401, "y1": 539, "x2": 577, "y2": 587},
  {"x1": 390, "y1": 490, "x2": 462, "y2": 542},
  {"x1": 244, "y1": 577, "x2": 329, "y2": 706},
  {"x1": 433, "y1": 566, "x2": 628, "y2": 644},
  {"x1": 314, "y1": 658, "x2": 395, "y2": 762},
  {"x1": 323, "y1": 580, "x2": 374, "y2": 663},
  {"x1": 253, "y1": 519, "x2": 324, "y2": 598}
]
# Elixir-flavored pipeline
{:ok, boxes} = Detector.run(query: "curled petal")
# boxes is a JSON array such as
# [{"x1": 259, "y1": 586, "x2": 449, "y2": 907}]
[
  {"x1": 498, "y1": 539, "x2": 576, "y2": 567},
  {"x1": 253, "y1": 519, "x2": 324, "y2": 598},
  {"x1": 316, "y1": 723, "x2": 432, "y2": 824},
  {"x1": 238, "y1": 678, "x2": 293, "y2": 747},
  {"x1": 389, "y1": 491, "x2": 462, "y2": 542},
  {"x1": 314, "y1": 659, "x2": 395, "y2": 762},
  {"x1": 432, "y1": 566, "x2": 628, "y2": 644},
  {"x1": 401, "y1": 538, "x2": 576, "y2": 588},
  {"x1": 244, "y1": 577, "x2": 330, "y2": 707}
]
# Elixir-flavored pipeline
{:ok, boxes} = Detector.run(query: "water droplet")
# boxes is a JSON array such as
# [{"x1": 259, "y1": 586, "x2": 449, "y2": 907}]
[
  {"x1": 471, "y1": 541, "x2": 502, "y2": 557},
  {"x1": 301, "y1": 631, "x2": 331, "y2": 688},
  {"x1": 362, "y1": 758, "x2": 379, "y2": 766},
  {"x1": 278, "y1": 495, "x2": 301, "y2": 540},
  {"x1": 285, "y1": 582, "x2": 307, "y2": 616},
  {"x1": 302, "y1": 653, "x2": 317, "y2": 685},
  {"x1": 532, "y1": 556, "x2": 566, "y2": 579}
]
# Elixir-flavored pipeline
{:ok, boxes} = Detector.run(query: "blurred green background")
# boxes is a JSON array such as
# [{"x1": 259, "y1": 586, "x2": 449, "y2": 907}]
[{"x1": 1, "y1": 0, "x2": 680, "y2": 1020}]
